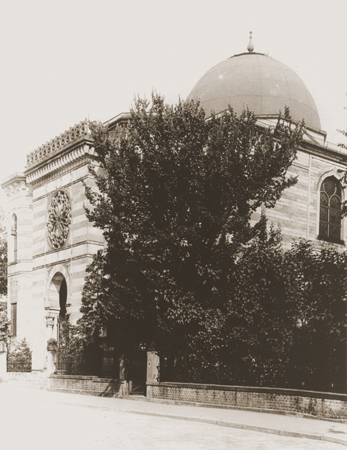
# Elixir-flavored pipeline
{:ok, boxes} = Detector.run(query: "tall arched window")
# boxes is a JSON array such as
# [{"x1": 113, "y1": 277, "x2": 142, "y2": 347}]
[
  {"x1": 11, "y1": 214, "x2": 17, "y2": 262},
  {"x1": 319, "y1": 176, "x2": 343, "y2": 243},
  {"x1": 59, "y1": 277, "x2": 67, "y2": 319}
]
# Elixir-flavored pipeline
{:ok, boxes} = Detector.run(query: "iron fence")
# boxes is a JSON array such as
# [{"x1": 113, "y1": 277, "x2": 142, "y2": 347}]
[
  {"x1": 7, "y1": 360, "x2": 32, "y2": 372},
  {"x1": 56, "y1": 357, "x2": 95, "y2": 376}
]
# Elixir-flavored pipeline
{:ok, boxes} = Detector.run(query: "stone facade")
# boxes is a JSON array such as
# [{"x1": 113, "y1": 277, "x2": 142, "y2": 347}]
[
  {"x1": 2, "y1": 120, "x2": 105, "y2": 371},
  {"x1": 261, "y1": 137, "x2": 347, "y2": 248}
]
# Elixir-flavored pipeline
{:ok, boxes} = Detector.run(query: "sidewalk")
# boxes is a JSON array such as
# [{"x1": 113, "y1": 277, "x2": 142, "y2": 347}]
[{"x1": 5, "y1": 383, "x2": 347, "y2": 446}]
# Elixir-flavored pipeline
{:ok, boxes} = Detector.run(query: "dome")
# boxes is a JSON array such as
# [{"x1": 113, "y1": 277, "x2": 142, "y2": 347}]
[{"x1": 187, "y1": 52, "x2": 321, "y2": 130}]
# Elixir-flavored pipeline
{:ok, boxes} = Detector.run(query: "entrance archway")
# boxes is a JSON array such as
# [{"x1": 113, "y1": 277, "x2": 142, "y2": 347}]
[
  {"x1": 47, "y1": 272, "x2": 67, "y2": 318},
  {"x1": 46, "y1": 272, "x2": 68, "y2": 343}
]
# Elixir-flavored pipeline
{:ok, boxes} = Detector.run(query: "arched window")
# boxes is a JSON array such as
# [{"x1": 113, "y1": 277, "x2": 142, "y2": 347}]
[
  {"x1": 11, "y1": 214, "x2": 17, "y2": 262},
  {"x1": 59, "y1": 277, "x2": 67, "y2": 319},
  {"x1": 319, "y1": 177, "x2": 343, "y2": 243},
  {"x1": 11, "y1": 303, "x2": 17, "y2": 337}
]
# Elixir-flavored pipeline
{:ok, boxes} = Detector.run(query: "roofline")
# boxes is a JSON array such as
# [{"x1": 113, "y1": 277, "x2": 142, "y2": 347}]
[
  {"x1": 205, "y1": 109, "x2": 326, "y2": 139},
  {"x1": 104, "y1": 112, "x2": 132, "y2": 128},
  {"x1": 1, "y1": 172, "x2": 26, "y2": 190},
  {"x1": 229, "y1": 52, "x2": 267, "y2": 59}
]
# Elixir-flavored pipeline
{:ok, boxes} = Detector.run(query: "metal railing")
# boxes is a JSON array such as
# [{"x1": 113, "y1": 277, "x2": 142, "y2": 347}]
[{"x1": 7, "y1": 360, "x2": 32, "y2": 372}]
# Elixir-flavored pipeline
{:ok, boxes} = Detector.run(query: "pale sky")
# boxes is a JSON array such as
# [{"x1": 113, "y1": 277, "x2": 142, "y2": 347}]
[{"x1": 1, "y1": 0, "x2": 347, "y2": 208}]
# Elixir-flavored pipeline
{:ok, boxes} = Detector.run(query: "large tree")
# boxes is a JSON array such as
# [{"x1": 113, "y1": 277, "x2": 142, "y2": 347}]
[{"x1": 79, "y1": 95, "x2": 303, "y2": 357}]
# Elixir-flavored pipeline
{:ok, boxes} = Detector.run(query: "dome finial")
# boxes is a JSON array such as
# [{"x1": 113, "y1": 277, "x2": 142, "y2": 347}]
[{"x1": 247, "y1": 31, "x2": 254, "y2": 53}]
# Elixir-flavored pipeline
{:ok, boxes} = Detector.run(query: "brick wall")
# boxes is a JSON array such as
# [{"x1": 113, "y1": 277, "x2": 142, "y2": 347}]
[{"x1": 147, "y1": 382, "x2": 347, "y2": 420}]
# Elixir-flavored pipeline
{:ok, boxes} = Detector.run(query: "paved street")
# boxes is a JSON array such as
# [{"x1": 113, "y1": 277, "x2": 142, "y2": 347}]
[{"x1": 0, "y1": 384, "x2": 345, "y2": 450}]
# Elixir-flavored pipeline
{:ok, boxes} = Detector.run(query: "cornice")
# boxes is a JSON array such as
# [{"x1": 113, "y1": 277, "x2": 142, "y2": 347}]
[
  {"x1": 32, "y1": 239, "x2": 104, "y2": 260},
  {"x1": 33, "y1": 253, "x2": 102, "y2": 271},
  {"x1": 1, "y1": 173, "x2": 32, "y2": 198},
  {"x1": 104, "y1": 112, "x2": 131, "y2": 129},
  {"x1": 26, "y1": 144, "x2": 94, "y2": 185},
  {"x1": 300, "y1": 140, "x2": 347, "y2": 165}
]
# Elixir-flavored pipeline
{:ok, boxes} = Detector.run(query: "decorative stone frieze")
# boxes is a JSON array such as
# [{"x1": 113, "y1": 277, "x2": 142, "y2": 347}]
[
  {"x1": 26, "y1": 120, "x2": 90, "y2": 168},
  {"x1": 26, "y1": 145, "x2": 93, "y2": 185}
]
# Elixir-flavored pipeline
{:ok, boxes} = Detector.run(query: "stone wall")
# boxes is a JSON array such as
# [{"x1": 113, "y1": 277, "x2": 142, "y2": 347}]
[
  {"x1": 48, "y1": 375, "x2": 125, "y2": 397},
  {"x1": 147, "y1": 382, "x2": 347, "y2": 420},
  {"x1": 6, "y1": 371, "x2": 48, "y2": 389}
]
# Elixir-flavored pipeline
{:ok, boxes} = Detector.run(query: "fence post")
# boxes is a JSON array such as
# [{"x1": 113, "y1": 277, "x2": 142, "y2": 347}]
[
  {"x1": 0, "y1": 340, "x2": 7, "y2": 381},
  {"x1": 146, "y1": 351, "x2": 160, "y2": 398}
]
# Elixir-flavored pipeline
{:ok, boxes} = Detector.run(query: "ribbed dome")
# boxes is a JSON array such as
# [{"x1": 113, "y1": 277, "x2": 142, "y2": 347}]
[{"x1": 187, "y1": 52, "x2": 321, "y2": 130}]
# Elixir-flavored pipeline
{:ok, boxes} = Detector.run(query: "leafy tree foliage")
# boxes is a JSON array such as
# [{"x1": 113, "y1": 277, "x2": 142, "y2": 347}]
[
  {"x1": 285, "y1": 241, "x2": 347, "y2": 392},
  {"x1": 7, "y1": 338, "x2": 32, "y2": 372},
  {"x1": 57, "y1": 317, "x2": 100, "y2": 375},
  {"x1": 78, "y1": 95, "x2": 347, "y2": 392},
  {"x1": 78, "y1": 95, "x2": 303, "y2": 364},
  {"x1": 0, "y1": 302, "x2": 10, "y2": 342},
  {"x1": 163, "y1": 221, "x2": 347, "y2": 392}
]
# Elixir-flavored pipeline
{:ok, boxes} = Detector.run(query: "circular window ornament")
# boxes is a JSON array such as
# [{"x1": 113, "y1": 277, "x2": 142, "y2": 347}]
[{"x1": 47, "y1": 191, "x2": 71, "y2": 249}]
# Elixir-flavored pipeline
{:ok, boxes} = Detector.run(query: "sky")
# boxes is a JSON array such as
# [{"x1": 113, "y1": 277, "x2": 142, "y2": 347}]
[{"x1": 0, "y1": 0, "x2": 347, "y2": 207}]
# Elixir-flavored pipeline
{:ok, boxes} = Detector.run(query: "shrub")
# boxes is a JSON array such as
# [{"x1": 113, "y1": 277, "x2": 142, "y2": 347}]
[{"x1": 7, "y1": 338, "x2": 32, "y2": 372}]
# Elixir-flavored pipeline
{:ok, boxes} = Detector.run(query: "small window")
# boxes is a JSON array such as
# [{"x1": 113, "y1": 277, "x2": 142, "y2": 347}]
[
  {"x1": 319, "y1": 177, "x2": 343, "y2": 244},
  {"x1": 11, "y1": 214, "x2": 17, "y2": 262},
  {"x1": 11, "y1": 303, "x2": 17, "y2": 337}
]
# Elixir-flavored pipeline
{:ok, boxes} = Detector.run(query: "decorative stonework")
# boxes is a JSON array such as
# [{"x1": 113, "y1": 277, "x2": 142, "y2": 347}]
[
  {"x1": 2, "y1": 174, "x2": 32, "y2": 198},
  {"x1": 47, "y1": 191, "x2": 71, "y2": 249},
  {"x1": 26, "y1": 145, "x2": 93, "y2": 186},
  {"x1": 45, "y1": 315, "x2": 55, "y2": 328},
  {"x1": 26, "y1": 120, "x2": 90, "y2": 168}
]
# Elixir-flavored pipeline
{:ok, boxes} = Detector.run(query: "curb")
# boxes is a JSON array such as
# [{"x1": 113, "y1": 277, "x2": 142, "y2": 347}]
[
  {"x1": 129, "y1": 395, "x2": 347, "y2": 424},
  {"x1": 8, "y1": 385, "x2": 347, "y2": 446},
  {"x1": 111, "y1": 409, "x2": 347, "y2": 447},
  {"x1": 52, "y1": 398, "x2": 347, "y2": 447}
]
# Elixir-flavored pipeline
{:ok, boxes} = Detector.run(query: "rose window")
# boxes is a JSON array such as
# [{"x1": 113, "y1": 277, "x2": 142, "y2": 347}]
[{"x1": 47, "y1": 191, "x2": 71, "y2": 249}]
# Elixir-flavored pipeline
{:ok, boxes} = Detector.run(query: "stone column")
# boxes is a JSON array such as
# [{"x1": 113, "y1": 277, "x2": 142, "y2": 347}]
[
  {"x1": 0, "y1": 340, "x2": 7, "y2": 381},
  {"x1": 45, "y1": 314, "x2": 57, "y2": 374},
  {"x1": 46, "y1": 349, "x2": 57, "y2": 375},
  {"x1": 45, "y1": 313, "x2": 56, "y2": 340}
]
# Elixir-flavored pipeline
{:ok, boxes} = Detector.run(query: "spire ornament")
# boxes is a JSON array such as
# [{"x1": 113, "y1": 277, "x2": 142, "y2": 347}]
[{"x1": 247, "y1": 31, "x2": 254, "y2": 53}]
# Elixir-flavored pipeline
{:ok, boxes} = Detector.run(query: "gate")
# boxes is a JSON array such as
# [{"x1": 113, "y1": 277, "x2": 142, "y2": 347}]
[{"x1": 128, "y1": 350, "x2": 147, "y2": 396}]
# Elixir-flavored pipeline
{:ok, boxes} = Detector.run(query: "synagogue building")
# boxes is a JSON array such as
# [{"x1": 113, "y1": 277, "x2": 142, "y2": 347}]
[{"x1": 2, "y1": 38, "x2": 347, "y2": 372}]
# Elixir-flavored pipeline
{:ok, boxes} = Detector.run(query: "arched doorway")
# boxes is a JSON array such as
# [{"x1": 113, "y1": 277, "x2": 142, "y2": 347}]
[
  {"x1": 47, "y1": 272, "x2": 67, "y2": 315},
  {"x1": 47, "y1": 272, "x2": 68, "y2": 342}
]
